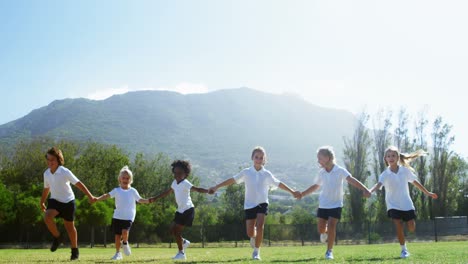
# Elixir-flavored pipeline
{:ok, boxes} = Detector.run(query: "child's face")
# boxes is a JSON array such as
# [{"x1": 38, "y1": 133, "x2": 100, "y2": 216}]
[
  {"x1": 317, "y1": 153, "x2": 331, "y2": 168},
  {"x1": 119, "y1": 172, "x2": 131, "y2": 187},
  {"x1": 173, "y1": 167, "x2": 187, "y2": 182},
  {"x1": 46, "y1": 154, "x2": 59, "y2": 171},
  {"x1": 252, "y1": 151, "x2": 265, "y2": 167},
  {"x1": 385, "y1": 151, "x2": 399, "y2": 166}
]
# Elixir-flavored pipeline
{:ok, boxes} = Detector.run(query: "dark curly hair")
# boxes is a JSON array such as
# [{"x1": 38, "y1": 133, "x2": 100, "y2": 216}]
[{"x1": 171, "y1": 160, "x2": 191, "y2": 177}]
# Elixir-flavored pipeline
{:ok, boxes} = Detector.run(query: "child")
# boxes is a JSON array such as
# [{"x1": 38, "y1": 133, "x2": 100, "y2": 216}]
[
  {"x1": 369, "y1": 146, "x2": 437, "y2": 259},
  {"x1": 209, "y1": 146, "x2": 301, "y2": 261},
  {"x1": 94, "y1": 166, "x2": 152, "y2": 260},
  {"x1": 39, "y1": 147, "x2": 96, "y2": 260},
  {"x1": 150, "y1": 160, "x2": 209, "y2": 260},
  {"x1": 300, "y1": 146, "x2": 371, "y2": 260}
]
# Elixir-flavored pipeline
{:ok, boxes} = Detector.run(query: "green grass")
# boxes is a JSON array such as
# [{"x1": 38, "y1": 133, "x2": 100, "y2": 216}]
[{"x1": 0, "y1": 242, "x2": 466, "y2": 263}]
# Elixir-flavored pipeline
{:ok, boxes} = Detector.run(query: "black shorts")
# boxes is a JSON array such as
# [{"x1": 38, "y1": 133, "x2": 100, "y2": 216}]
[
  {"x1": 174, "y1": 207, "x2": 195, "y2": 227},
  {"x1": 388, "y1": 209, "x2": 416, "y2": 222},
  {"x1": 47, "y1": 199, "x2": 76, "y2": 222},
  {"x1": 245, "y1": 203, "x2": 269, "y2": 220},
  {"x1": 112, "y1": 218, "x2": 133, "y2": 235},
  {"x1": 317, "y1": 207, "x2": 342, "y2": 220}
]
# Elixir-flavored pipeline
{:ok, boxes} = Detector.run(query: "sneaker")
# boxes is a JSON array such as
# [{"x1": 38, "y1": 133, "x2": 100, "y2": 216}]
[
  {"x1": 252, "y1": 250, "x2": 261, "y2": 260},
  {"x1": 320, "y1": 233, "x2": 328, "y2": 243},
  {"x1": 122, "y1": 243, "x2": 131, "y2": 256},
  {"x1": 172, "y1": 252, "x2": 186, "y2": 260},
  {"x1": 325, "y1": 250, "x2": 334, "y2": 260},
  {"x1": 111, "y1": 252, "x2": 123, "y2": 260},
  {"x1": 400, "y1": 250, "x2": 410, "y2": 258},
  {"x1": 183, "y1": 239, "x2": 191, "y2": 250},
  {"x1": 50, "y1": 235, "x2": 62, "y2": 252},
  {"x1": 70, "y1": 248, "x2": 79, "y2": 261},
  {"x1": 250, "y1": 237, "x2": 256, "y2": 248}
]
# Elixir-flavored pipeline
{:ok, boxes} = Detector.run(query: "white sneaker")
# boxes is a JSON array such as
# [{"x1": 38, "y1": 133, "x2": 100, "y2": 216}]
[
  {"x1": 252, "y1": 250, "x2": 261, "y2": 260},
  {"x1": 325, "y1": 250, "x2": 334, "y2": 260},
  {"x1": 111, "y1": 252, "x2": 123, "y2": 260},
  {"x1": 172, "y1": 252, "x2": 186, "y2": 260},
  {"x1": 400, "y1": 250, "x2": 410, "y2": 258},
  {"x1": 122, "y1": 243, "x2": 131, "y2": 256},
  {"x1": 183, "y1": 239, "x2": 190, "y2": 250},
  {"x1": 250, "y1": 237, "x2": 256, "y2": 248},
  {"x1": 320, "y1": 233, "x2": 328, "y2": 243}
]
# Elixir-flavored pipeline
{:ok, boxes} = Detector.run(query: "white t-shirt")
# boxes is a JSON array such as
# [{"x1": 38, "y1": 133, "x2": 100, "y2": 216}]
[
  {"x1": 316, "y1": 165, "x2": 351, "y2": 209},
  {"x1": 171, "y1": 179, "x2": 194, "y2": 213},
  {"x1": 109, "y1": 187, "x2": 142, "y2": 221},
  {"x1": 44, "y1": 166, "x2": 80, "y2": 203},
  {"x1": 233, "y1": 166, "x2": 281, "y2": 210},
  {"x1": 378, "y1": 166, "x2": 418, "y2": 211}
]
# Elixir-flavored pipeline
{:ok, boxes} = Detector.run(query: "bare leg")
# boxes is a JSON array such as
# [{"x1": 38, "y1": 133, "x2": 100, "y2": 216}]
[
  {"x1": 317, "y1": 218, "x2": 328, "y2": 234},
  {"x1": 393, "y1": 219, "x2": 405, "y2": 246},
  {"x1": 246, "y1": 219, "x2": 257, "y2": 238},
  {"x1": 170, "y1": 222, "x2": 185, "y2": 251},
  {"x1": 255, "y1": 214, "x2": 266, "y2": 248},
  {"x1": 122, "y1": 229, "x2": 129, "y2": 243},
  {"x1": 407, "y1": 220, "x2": 416, "y2": 233},
  {"x1": 64, "y1": 220, "x2": 78, "y2": 249},
  {"x1": 44, "y1": 209, "x2": 60, "y2": 237},
  {"x1": 115, "y1": 234, "x2": 121, "y2": 252},
  {"x1": 327, "y1": 218, "x2": 338, "y2": 251}
]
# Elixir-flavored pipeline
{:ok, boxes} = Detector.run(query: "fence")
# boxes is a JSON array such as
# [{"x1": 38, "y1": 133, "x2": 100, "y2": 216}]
[{"x1": 1, "y1": 216, "x2": 466, "y2": 248}]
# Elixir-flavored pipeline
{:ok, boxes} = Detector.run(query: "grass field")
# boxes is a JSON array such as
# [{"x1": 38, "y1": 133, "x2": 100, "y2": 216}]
[{"x1": 0, "y1": 241, "x2": 466, "y2": 263}]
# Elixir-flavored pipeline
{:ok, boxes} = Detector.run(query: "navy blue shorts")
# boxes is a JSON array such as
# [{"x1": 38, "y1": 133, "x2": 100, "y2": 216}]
[
  {"x1": 317, "y1": 207, "x2": 342, "y2": 220},
  {"x1": 47, "y1": 199, "x2": 76, "y2": 222},
  {"x1": 245, "y1": 203, "x2": 269, "y2": 220},
  {"x1": 174, "y1": 207, "x2": 195, "y2": 227},
  {"x1": 388, "y1": 209, "x2": 416, "y2": 222},
  {"x1": 112, "y1": 218, "x2": 133, "y2": 235}
]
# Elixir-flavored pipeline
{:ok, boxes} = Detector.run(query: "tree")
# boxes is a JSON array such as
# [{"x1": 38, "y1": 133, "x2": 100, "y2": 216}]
[
  {"x1": 343, "y1": 112, "x2": 371, "y2": 228},
  {"x1": 0, "y1": 180, "x2": 15, "y2": 224},
  {"x1": 430, "y1": 117, "x2": 455, "y2": 217},
  {"x1": 219, "y1": 184, "x2": 245, "y2": 224}
]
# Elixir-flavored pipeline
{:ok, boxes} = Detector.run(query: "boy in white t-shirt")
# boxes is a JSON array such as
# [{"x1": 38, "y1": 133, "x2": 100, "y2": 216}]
[
  {"x1": 94, "y1": 166, "x2": 152, "y2": 260},
  {"x1": 300, "y1": 146, "x2": 371, "y2": 260},
  {"x1": 40, "y1": 147, "x2": 96, "y2": 261},
  {"x1": 370, "y1": 146, "x2": 437, "y2": 259},
  {"x1": 209, "y1": 146, "x2": 301, "y2": 260},
  {"x1": 151, "y1": 160, "x2": 209, "y2": 260}
]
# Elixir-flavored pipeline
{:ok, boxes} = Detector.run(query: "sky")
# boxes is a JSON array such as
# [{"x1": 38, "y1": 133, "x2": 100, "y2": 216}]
[{"x1": 1, "y1": 0, "x2": 467, "y2": 155}]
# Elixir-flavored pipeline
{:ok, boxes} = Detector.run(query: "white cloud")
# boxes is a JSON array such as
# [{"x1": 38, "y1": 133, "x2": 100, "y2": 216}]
[{"x1": 86, "y1": 83, "x2": 209, "y2": 100}]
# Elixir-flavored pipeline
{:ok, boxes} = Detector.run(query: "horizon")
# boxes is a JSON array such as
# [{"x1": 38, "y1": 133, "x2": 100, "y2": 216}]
[{"x1": 1, "y1": 1, "x2": 466, "y2": 156}]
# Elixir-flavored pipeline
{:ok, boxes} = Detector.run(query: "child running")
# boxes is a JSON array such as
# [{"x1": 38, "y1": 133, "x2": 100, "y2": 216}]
[
  {"x1": 300, "y1": 146, "x2": 371, "y2": 260},
  {"x1": 209, "y1": 146, "x2": 301, "y2": 260},
  {"x1": 369, "y1": 146, "x2": 437, "y2": 259},
  {"x1": 150, "y1": 160, "x2": 209, "y2": 260},
  {"x1": 94, "y1": 166, "x2": 152, "y2": 260},
  {"x1": 40, "y1": 147, "x2": 96, "y2": 260}
]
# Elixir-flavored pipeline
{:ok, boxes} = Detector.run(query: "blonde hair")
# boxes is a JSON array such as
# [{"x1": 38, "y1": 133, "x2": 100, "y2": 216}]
[
  {"x1": 251, "y1": 146, "x2": 267, "y2": 165},
  {"x1": 384, "y1": 146, "x2": 427, "y2": 172},
  {"x1": 119, "y1": 165, "x2": 134, "y2": 184},
  {"x1": 317, "y1": 146, "x2": 337, "y2": 164}
]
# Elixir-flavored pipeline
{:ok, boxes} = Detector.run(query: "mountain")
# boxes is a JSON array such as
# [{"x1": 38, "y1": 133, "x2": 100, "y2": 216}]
[{"x1": 0, "y1": 88, "x2": 357, "y2": 185}]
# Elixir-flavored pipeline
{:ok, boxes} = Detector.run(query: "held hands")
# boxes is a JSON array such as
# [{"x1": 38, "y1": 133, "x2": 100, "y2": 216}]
[
  {"x1": 208, "y1": 187, "x2": 217, "y2": 195},
  {"x1": 148, "y1": 197, "x2": 157, "y2": 203},
  {"x1": 293, "y1": 190, "x2": 302, "y2": 200}
]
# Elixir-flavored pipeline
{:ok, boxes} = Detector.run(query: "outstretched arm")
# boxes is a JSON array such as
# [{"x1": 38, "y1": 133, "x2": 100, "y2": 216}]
[
  {"x1": 301, "y1": 184, "x2": 320, "y2": 198},
  {"x1": 148, "y1": 188, "x2": 173, "y2": 203},
  {"x1": 138, "y1": 198, "x2": 151, "y2": 204},
  {"x1": 75, "y1": 181, "x2": 96, "y2": 202},
  {"x1": 346, "y1": 176, "x2": 371, "y2": 197},
  {"x1": 278, "y1": 182, "x2": 302, "y2": 199},
  {"x1": 95, "y1": 193, "x2": 111, "y2": 202},
  {"x1": 369, "y1": 182, "x2": 382, "y2": 194},
  {"x1": 412, "y1": 180, "x2": 438, "y2": 199},
  {"x1": 191, "y1": 186, "x2": 209, "y2": 194},
  {"x1": 209, "y1": 178, "x2": 236, "y2": 194}
]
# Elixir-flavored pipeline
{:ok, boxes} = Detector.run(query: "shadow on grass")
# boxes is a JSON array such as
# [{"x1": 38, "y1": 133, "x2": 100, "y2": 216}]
[
  {"x1": 270, "y1": 258, "x2": 320, "y2": 263},
  {"x1": 94, "y1": 258, "x2": 248, "y2": 263},
  {"x1": 346, "y1": 256, "x2": 402, "y2": 262}
]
